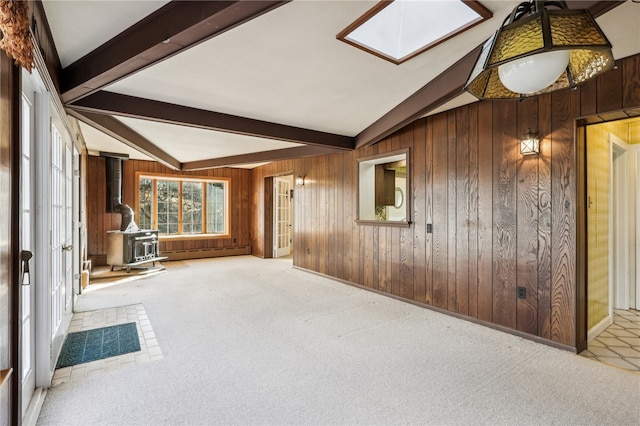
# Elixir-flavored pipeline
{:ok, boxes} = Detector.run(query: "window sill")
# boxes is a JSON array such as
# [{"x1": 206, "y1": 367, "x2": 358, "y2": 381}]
[
  {"x1": 159, "y1": 234, "x2": 230, "y2": 242},
  {"x1": 355, "y1": 220, "x2": 411, "y2": 228}
]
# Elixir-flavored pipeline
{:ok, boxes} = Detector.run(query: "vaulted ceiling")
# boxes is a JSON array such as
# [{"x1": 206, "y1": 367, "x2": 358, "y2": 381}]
[{"x1": 42, "y1": 0, "x2": 639, "y2": 169}]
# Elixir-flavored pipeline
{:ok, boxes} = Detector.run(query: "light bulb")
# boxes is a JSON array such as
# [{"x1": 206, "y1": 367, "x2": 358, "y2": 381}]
[{"x1": 498, "y1": 50, "x2": 570, "y2": 94}]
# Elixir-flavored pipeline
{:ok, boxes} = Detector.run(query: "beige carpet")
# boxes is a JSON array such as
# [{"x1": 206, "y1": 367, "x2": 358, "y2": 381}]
[{"x1": 37, "y1": 256, "x2": 640, "y2": 425}]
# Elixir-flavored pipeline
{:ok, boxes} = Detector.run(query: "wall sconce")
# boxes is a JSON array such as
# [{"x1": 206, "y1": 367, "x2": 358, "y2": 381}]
[
  {"x1": 295, "y1": 175, "x2": 305, "y2": 186},
  {"x1": 465, "y1": 0, "x2": 614, "y2": 99},
  {"x1": 520, "y1": 132, "x2": 540, "y2": 155}
]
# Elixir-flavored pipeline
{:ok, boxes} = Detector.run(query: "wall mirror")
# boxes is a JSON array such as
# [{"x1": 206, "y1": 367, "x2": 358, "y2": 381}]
[{"x1": 357, "y1": 149, "x2": 410, "y2": 226}]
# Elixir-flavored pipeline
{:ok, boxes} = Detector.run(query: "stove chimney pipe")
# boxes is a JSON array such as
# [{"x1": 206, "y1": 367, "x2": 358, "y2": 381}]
[{"x1": 101, "y1": 152, "x2": 129, "y2": 213}]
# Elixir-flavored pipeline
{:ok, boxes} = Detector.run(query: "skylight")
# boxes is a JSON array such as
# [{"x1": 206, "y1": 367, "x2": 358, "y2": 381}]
[{"x1": 338, "y1": 0, "x2": 492, "y2": 64}]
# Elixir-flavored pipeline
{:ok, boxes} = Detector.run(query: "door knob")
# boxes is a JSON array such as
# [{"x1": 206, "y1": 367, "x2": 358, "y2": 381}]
[{"x1": 62, "y1": 244, "x2": 73, "y2": 251}]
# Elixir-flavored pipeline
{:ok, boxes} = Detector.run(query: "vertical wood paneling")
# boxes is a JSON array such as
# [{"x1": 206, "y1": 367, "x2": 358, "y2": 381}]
[
  {"x1": 455, "y1": 108, "x2": 470, "y2": 315},
  {"x1": 391, "y1": 227, "x2": 401, "y2": 296},
  {"x1": 467, "y1": 103, "x2": 479, "y2": 319},
  {"x1": 413, "y1": 119, "x2": 427, "y2": 304},
  {"x1": 431, "y1": 114, "x2": 448, "y2": 309},
  {"x1": 477, "y1": 101, "x2": 493, "y2": 322},
  {"x1": 622, "y1": 55, "x2": 640, "y2": 108},
  {"x1": 580, "y1": 78, "x2": 597, "y2": 117},
  {"x1": 345, "y1": 152, "x2": 358, "y2": 283},
  {"x1": 447, "y1": 111, "x2": 457, "y2": 310},
  {"x1": 596, "y1": 65, "x2": 623, "y2": 114},
  {"x1": 516, "y1": 98, "x2": 539, "y2": 335},
  {"x1": 318, "y1": 155, "x2": 328, "y2": 275},
  {"x1": 377, "y1": 226, "x2": 389, "y2": 293},
  {"x1": 424, "y1": 118, "x2": 434, "y2": 305},
  {"x1": 400, "y1": 125, "x2": 414, "y2": 300},
  {"x1": 550, "y1": 88, "x2": 579, "y2": 346},
  {"x1": 385, "y1": 134, "x2": 401, "y2": 296},
  {"x1": 537, "y1": 94, "x2": 553, "y2": 340},
  {"x1": 372, "y1": 226, "x2": 380, "y2": 291},
  {"x1": 327, "y1": 154, "x2": 337, "y2": 278},
  {"x1": 492, "y1": 101, "x2": 517, "y2": 329}
]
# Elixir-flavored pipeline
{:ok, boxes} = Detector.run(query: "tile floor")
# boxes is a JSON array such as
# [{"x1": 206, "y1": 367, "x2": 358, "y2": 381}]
[
  {"x1": 51, "y1": 304, "x2": 163, "y2": 386},
  {"x1": 581, "y1": 309, "x2": 640, "y2": 372}
]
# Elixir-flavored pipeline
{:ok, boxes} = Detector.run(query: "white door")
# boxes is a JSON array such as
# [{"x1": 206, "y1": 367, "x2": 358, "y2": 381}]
[
  {"x1": 49, "y1": 122, "x2": 74, "y2": 363},
  {"x1": 274, "y1": 176, "x2": 292, "y2": 258},
  {"x1": 20, "y1": 76, "x2": 36, "y2": 417},
  {"x1": 610, "y1": 133, "x2": 639, "y2": 311}
]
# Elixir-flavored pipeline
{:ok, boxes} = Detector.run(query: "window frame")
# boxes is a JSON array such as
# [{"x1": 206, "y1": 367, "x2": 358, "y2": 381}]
[
  {"x1": 336, "y1": 0, "x2": 492, "y2": 65},
  {"x1": 356, "y1": 148, "x2": 411, "y2": 227},
  {"x1": 134, "y1": 172, "x2": 231, "y2": 240}
]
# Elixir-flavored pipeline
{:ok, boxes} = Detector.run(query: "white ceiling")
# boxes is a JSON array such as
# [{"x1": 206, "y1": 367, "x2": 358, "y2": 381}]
[{"x1": 42, "y1": 0, "x2": 640, "y2": 169}]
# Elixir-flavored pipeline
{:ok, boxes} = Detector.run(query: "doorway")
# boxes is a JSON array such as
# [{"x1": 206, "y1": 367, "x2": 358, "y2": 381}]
[
  {"x1": 19, "y1": 68, "x2": 43, "y2": 420},
  {"x1": 20, "y1": 68, "x2": 80, "y2": 422},
  {"x1": 583, "y1": 117, "x2": 640, "y2": 371},
  {"x1": 273, "y1": 175, "x2": 293, "y2": 258}
]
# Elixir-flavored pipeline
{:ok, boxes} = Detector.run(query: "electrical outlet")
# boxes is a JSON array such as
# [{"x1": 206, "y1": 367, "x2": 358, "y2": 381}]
[
  {"x1": 306, "y1": 248, "x2": 310, "y2": 254},
  {"x1": 233, "y1": 238, "x2": 237, "y2": 244},
  {"x1": 517, "y1": 286, "x2": 526, "y2": 299},
  {"x1": 427, "y1": 224, "x2": 432, "y2": 233}
]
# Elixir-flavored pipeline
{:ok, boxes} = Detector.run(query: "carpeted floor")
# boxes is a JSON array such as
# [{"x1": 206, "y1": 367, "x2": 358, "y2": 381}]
[{"x1": 37, "y1": 256, "x2": 640, "y2": 425}]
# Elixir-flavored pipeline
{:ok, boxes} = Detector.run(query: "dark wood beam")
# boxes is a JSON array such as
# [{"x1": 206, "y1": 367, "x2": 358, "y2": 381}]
[
  {"x1": 355, "y1": 0, "x2": 625, "y2": 149},
  {"x1": 565, "y1": 1, "x2": 626, "y2": 17},
  {"x1": 68, "y1": 91, "x2": 355, "y2": 150},
  {"x1": 182, "y1": 145, "x2": 343, "y2": 170},
  {"x1": 355, "y1": 45, "x2": 482, "y2": 149},
  {"x1": 61, "y1": 1, "x2": 288, "y2": 103},
  {"x1": 68, "y1": 110, "x2": 182, "y2": 170}
]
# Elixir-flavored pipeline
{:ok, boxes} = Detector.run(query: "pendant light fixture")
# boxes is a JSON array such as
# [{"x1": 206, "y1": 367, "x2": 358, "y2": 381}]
[{"x1": 465, "y1": 0, "x2": 614, "y2": 100}]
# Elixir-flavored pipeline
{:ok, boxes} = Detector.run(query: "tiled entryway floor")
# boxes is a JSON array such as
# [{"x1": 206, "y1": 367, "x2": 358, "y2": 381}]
[
  {"x1": 51, "y1": 304, "x2": 163, "y2": 386},
  {"x1": 581, "y1": 309, "x2": 640, "y2": 372}
]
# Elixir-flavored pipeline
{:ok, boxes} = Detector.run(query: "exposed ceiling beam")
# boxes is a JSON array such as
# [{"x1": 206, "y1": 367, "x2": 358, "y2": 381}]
[
  {"x1": 60, "y1": 0, "x2": 289, "y2": 104},
  {"x1": 355, "y1": 45, "x2": 482, "y2": 149},
  {"x1": 565, "y1": 1, "x2": 626, "y2": 17},
  {"x1": 182, "y1": 145, "x2": 343, "y2": 171},
  {"x1": 68, "y1": 91, "x2": 355, "y2": 150},
  {"x1": 68, "y1": 110, "x2": 182, "y2": 170},
  {"x1": 355, "y1": 0, "x2": 626, "y2": 149}
]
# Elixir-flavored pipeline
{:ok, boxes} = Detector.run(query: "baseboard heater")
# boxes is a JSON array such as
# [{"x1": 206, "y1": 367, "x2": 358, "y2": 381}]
[{"x1": 163, "y1": 246, "x2": 250, "y2": 261}]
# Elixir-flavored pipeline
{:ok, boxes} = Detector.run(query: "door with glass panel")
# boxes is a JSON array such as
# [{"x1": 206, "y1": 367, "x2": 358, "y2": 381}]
[
  {"x1": 20, "y1": 73, "x2": 36, "y2": 417},
  {"x1": 49, "y1": 122, "x2": 74, "y2": 366},
  {"x1": 274, "y1": 176, "x2": 292, "y2": 258}
]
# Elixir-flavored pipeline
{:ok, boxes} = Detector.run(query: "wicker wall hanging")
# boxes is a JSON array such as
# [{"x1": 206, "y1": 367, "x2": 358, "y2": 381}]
[{"x1": 0, "y1": 0, "x2": 33, "y2": 71}]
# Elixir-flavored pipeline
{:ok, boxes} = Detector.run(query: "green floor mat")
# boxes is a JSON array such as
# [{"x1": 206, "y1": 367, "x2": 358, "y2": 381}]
[{"x1": 56, "y1": 322, "x2": 140, "y2": 368}]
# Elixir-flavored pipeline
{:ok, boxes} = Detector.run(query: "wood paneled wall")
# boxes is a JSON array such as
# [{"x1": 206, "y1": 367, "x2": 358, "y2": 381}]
[
  {"x1": 86, "y1": 157, "x2": 252, "y2": 264},
  {"x1": 251, "y1": 53, "x2": 640, "y2": 350}
]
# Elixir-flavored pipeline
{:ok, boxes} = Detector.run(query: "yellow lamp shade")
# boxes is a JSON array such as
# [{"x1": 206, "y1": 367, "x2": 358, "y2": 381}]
[{"x1": 465, "y1": 0, "x2": 614, "y2": 100}]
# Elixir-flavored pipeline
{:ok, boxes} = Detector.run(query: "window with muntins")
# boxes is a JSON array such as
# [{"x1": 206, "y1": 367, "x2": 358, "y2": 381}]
[{"x1": 136, "y1": 174, "x2": 229, "y2": 237}]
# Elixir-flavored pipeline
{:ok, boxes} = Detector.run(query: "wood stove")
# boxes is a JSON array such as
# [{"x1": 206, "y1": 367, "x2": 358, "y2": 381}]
[{"x1": 107, "y1": 230, "x2": 163, "y2": 271}]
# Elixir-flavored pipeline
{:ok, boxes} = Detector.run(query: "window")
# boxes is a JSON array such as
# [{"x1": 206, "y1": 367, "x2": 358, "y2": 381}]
[
  {"x1": 357, "y1": 149, "x2": 410, "y2": 226},
  {"x1": 337, "y1": 0, "x2": 491, "y2": 64},
  {"x1": 136, "y1": 174, "x2": 229, "y2": 237}
]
